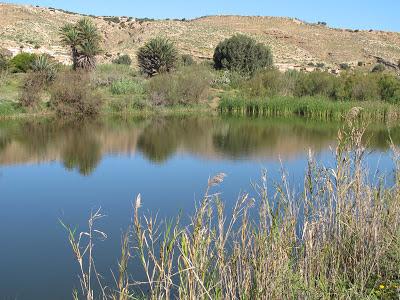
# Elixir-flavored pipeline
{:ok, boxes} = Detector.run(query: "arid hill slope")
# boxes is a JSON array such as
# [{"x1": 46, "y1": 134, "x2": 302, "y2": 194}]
[{"x1": 1, "y1": 3, "x2": 400, "y2": 71}]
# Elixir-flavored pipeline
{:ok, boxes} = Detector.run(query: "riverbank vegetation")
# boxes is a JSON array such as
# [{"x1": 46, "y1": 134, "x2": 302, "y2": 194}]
[
  {"x1": 61, "y1": 122, "x2": 400, "y2": 299},
  {"x1": 0, "y1": 19, "x2": 400, "y2": 121}
]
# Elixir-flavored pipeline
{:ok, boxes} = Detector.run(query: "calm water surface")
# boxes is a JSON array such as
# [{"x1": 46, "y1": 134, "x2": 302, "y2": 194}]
[{"x1": 0, "y1": 116, "x2": 398, "y2": 299}]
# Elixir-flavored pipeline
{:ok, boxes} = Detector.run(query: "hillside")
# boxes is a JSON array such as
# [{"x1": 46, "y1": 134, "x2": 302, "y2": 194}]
[{"x1": 1, "y1": 2, "x2": 400, "y2": 71}]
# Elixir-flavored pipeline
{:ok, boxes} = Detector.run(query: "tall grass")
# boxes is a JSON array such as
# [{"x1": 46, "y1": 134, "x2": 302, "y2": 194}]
[
  {"x1": 63, "y1": 120, "x2": 400, "y2": 299},
  {"x1": 219, "y1": 95, "x2": 400, "y2": 122}
]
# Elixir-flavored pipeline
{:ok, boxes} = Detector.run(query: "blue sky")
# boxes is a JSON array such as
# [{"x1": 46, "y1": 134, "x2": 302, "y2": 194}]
[{"x1": 3, "y1": 0, "x2": 400, "y2": 32}]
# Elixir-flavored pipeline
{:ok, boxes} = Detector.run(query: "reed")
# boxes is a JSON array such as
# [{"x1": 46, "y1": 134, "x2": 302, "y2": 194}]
[
  {"x1": 219, "y1": 95, "x2": 400, "y2": 122},
  {"x1": 63, "y1": 120, "x2": 400, "y2": 299}
]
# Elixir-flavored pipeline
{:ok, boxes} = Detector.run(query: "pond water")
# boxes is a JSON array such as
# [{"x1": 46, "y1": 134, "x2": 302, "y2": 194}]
[{"x1": 0, "y1": 116, "x2": 398, "y2": 299}]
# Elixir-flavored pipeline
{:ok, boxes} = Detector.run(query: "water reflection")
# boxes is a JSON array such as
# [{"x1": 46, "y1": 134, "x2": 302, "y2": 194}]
[{"x1": 0, "y1": 116, "x2": 399, "y2": 175}]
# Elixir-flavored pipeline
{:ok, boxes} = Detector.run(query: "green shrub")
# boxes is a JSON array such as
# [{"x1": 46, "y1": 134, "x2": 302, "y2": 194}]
[
  {"x1": 31, "y1": 54, "x2": 58, "y2": 82},
  {"x1": 137, "y1": 37, "x2": 178, "y2": 76},
  {"x1": 112, "y1": 54, "x2": 132, "y2": 65},
  {"x1": 9, "y1": 52, "x2": 36, "y2": 73},
  {"x1": 378, "y1": 74, "x2": 400, "y2": 103},
  {"x1": 343, "y1": 72, "x2": 380, "y2": 101},
  {"x1": 50, "y1": 71, "x2": 103, "y2": 118},
  {"x1": 181, "y1": 54, "x2": 195, "y2": 66},
  {"x1": 294, "y1": 71, "x2": 341, "y2": 98},
  {"x1": 371, "y1": 63, "x2": 386, "y2": 73},
  {"x1": 110, "y1": 79, "x2": 145, "y2": 95},
  {"x1": 148, "y1": 65, "x2": 212, "y2": 105},
  {"x1": 242, "y1": 69, "x2": 284, "y2": 97},
  {"x1": 213, "y1": 34, "x2": 273, "y2": 75}
]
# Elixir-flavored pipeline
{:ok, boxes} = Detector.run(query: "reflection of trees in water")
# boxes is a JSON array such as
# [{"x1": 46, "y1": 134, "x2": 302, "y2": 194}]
[
  {"x1": 0, "y1": 119, "x2": 102, "y2": 176},
  {"x1": 137, "y1": 117, "x2": 216, "y2": 163},
  {"x1": 62, "y1": 131, "x2": 101, "y2": 176},
  {"x1": 213, "y1": 118, "x2": 340, "y2": 158},
  {"x1": 137, "y1": 119, "x2": 179, "y2": 163},
  {"x1": 1, "y1": 117, "x2": 400, "y2": 169}
]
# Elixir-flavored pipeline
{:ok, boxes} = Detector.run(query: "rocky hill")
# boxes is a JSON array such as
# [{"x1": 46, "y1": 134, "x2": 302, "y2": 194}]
[{"x1": 1, "y1": 2, "x2": 400, "y2": 71}]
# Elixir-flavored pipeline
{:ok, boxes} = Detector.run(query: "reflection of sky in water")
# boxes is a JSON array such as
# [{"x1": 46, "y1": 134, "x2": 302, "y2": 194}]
[{"x1": 0, "y1": 117, "x2": 398, "y2": 299}]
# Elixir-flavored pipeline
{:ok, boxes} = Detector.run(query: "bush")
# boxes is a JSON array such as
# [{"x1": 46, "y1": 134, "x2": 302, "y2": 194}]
[
  {"x1": 242, "y1": 69, "x2": 284, "y2": 97},
  {"x1": 213, "y1": 34, "x2": 273, "y2": 75},
  {"x1": 371, "y1": 63, "x2": 386, "y2": 73},
  {"x1": 112, "y1": 54, "x2": 132, "y2": 65},
  {"x1": 50, "y1": 71, "x2": 103, "y2": 118},
  {"x1": 378, "y1": 74, "x2": 400, "y2": 103},
  {"x1": 19, "y1": 72, "x2": 48, "y2": 108},
  {"x1": 9, "y1": 52, "x2": 36, "y2": 73},
  {"x1": 294, "y1": 71, "x2": 341, "y2": 99},
  {"x1": 110, "y1": 79, "x2": 145, "y2": 95},
  {"x1": 137, "y1": 37, "x2": 178, "y2": 76},
  {"x1": 181, "y1": 54, "x2": 195, "y2": 66},
  {"x1": 148, "y1": 65, "x2": 212, "y2": 105},
  {"x1": 31, "y1": 54, "x2": 58, "y2": 82}
]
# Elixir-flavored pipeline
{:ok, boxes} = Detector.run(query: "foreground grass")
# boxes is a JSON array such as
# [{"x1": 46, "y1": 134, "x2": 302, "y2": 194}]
[{"x1": 63, "y1": 121, "x2": 400, "y2": 299}]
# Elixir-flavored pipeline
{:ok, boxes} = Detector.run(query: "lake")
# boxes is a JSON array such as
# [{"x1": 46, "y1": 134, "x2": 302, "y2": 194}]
[{"x1": 0, "y1": 116, "x2": 398, "y2": 299}]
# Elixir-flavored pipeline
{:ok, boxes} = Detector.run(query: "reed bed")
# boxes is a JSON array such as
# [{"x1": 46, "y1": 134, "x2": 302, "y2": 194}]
[
  {"x1": 218, "y1": 96, "x2": 400, "y2": 122},
  {"x1": 63, "y1": 120, "x2": 400, "y2": 299}
]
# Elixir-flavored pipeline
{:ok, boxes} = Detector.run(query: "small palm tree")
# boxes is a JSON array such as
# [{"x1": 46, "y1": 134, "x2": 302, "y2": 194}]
[
  {"x1": 137, "y1": 37, "x2": 178, "y2": 76},
  {"x1": 60, "y1": 18, "x2": 102, "y2": 70}
]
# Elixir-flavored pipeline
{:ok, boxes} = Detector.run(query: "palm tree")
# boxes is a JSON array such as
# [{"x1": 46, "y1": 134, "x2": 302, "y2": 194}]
[
  {"x1": 60, "y1": 24, "x2": 80, "y2": 70},
  {"x1": 60, "y1": 18, "x2": 102, "y2": 70}
]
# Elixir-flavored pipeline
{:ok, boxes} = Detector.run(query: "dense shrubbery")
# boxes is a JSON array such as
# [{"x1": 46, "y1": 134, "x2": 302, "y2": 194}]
[
  {"x1": 112, "y1": 54, "x2": 132, "y2": 65},
  {"x1": 147, "y1": 65, "x2": 212, "y2": 105},
  {"x1": 9, "y1": 53, "x2": 37, "y2": 73},
  {"x1": 50, "y1": 71, "x2": 103, "y2": 118},
  {"x1": 239, "y1": 69, "x2": 400, "y2": 103},
  {"x1": 137, "y1": 37, "x2": 178, "y2": 76},
  {"x1": 213, "y1": 34, "x2": 273, "y2": 75}
]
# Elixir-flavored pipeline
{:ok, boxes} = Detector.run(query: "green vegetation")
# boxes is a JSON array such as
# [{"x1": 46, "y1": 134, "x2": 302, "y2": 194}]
[
  {"x1": 9, "y1": 52, "x2": 36, "y2": 73},
  {"x1": 137, "y1": 37, "x2": 178, "y2": 76},
  {"x1": 219, "y1": 96, "x2": 399, "y2": 122},
  {"x1": 213, "y1": 34, "x2": 273, "y2": 75},
  {"x1": 181, "y1": 54, "x2": 195, "y2": 66},
  {"x1": 50, "y1": 70, "x2": 103, "y2": 118},
  {"x1": 112, "y1": 54, "x2": 132, "y2": 65},
  {"x1": 147, "y1": 65, "x2": 212, "y2": 105},
  {"x1": 61, "y1": 124, "x2": 400, "y2": 299},
  {"x1": 0, "y1": 30, "x2": 399, "y2": 122},
  {"x1": 60, "y1": 18, "x2": 102, "y2": 70}
]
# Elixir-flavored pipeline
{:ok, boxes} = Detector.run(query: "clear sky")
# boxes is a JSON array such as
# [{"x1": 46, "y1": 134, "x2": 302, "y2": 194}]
[{"x1": 2, "y1": 0, "x2": 400, "y2": 32}]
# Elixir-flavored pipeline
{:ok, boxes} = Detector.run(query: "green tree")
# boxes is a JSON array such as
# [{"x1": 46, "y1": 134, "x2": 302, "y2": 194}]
[
  {"x1": 137, "y1": 37, "x2": 178, "y2": 76},
  {"x1": 60, "y1": 18, "x2": 102, "y2": 70},
  {"x1": 213, "y1": 34, "x2": 273, "y2": 75}
]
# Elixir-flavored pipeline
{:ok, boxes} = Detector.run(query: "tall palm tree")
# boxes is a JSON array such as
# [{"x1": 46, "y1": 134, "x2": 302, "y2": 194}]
[{"x1": 59, "y1": 18, "x2": 102, "y2": 70}]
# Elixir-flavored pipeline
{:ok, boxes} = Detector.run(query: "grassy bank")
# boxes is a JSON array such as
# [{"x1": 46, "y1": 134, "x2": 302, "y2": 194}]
[
  {"x1": 218, "y1": 95, "x2": 400, "y2": 122},
  {"x1": 1, "y1": 62, "x2": 400, "y2": 122},
  {"x1": 62, "y1": 124, "x2": 400, "y2": 299}
]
